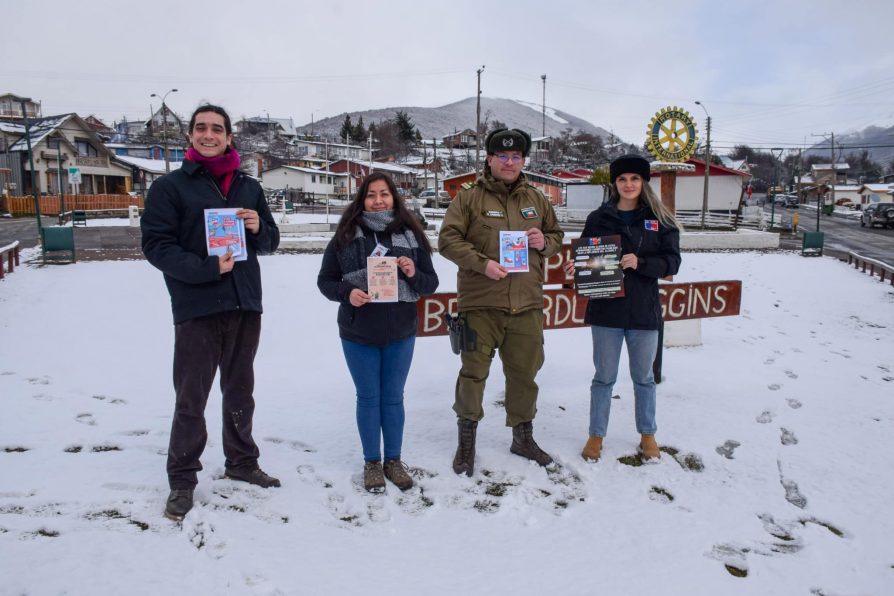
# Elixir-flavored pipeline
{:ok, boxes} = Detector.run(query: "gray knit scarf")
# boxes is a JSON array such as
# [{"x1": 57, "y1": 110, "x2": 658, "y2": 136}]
[{"x1": 341, "y1": 210, "x2": 420, "y2": 302}]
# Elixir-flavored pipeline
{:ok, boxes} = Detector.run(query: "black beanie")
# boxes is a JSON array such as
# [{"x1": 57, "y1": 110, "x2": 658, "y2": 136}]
[
  {"x1": 485, "y1": 128, "x2": 531, "y2": 157},
  {"x1": 610, "y1": 154, "x2": 651, "y2": 183}
]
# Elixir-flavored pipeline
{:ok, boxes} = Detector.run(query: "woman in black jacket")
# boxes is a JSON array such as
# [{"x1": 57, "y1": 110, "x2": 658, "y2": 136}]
[
  {"x1": 317, "y1": 173, "x2": 438, "y2": 493},
  {"x1": 564, "y1": 155, "x2": 681, "y2": 463}
]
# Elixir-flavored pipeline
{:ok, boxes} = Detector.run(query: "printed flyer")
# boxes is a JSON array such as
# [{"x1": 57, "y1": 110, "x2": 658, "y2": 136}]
[
  {"x1": 367, "y1": 256, "x2": 398, "y2": 302},
  {"x1": 572, "y1": 235, "x2": 625, "y2": 298},
  {"x1": 499, "y1": 230, "x2": 529, "y2": 273},
  {"x1": 204, "y1": 208, "x2": 247, "y2": 261}
]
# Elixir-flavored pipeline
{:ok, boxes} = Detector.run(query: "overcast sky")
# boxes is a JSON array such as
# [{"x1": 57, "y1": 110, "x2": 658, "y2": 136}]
[{"x1": 3, "y1": 0, "x2": 893, "y2": 153}]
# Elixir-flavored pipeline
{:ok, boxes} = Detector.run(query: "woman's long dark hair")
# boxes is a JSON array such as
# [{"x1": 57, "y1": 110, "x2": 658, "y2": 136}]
[{"x1": 333, "y1": 172, "x2": 431, "y2": 251}]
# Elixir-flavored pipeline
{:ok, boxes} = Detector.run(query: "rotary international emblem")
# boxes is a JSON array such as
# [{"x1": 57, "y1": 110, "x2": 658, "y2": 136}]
[{"x1": 646, "y1": 106, "x2": 698, "y2": 162}]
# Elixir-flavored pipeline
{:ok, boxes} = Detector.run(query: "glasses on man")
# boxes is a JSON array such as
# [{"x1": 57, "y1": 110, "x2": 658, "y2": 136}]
[{"x1": 494, "y1": 153, "x2": 524, "y2": 163}]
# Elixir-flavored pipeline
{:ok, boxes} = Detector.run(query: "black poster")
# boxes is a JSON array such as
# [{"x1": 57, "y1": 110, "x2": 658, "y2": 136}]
[{"x1": 572, "y1": 235, "x2": 625, "y2": 299}]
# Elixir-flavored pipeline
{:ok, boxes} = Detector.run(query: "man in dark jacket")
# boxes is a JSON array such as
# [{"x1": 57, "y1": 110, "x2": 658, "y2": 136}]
[
  {"x1": 141, "y1": 104, "x2": 281, "y2": 521},
  {"x1": 439, "y1": 128, "x2": 564, "y2": 476}
]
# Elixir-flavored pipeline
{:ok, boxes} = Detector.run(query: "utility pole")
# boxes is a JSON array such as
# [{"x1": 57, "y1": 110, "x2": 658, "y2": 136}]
[
  {"x1": 695, "y1": 101, "x2": 711, "y2": 229},
  {"x1": 829, "y1": 132, "x2": 836, "y2": 218},
  {"x1": 432, "y1": 137, "x2": 439, "y2": 200},
  {"x1": 475, "y1": 65, "x2": 485, "y2": 170},
  {"x1": 150, "y1": 89, "x2": 178, "y2": 173},
  {"x1": 811, "y1": 131, "x2": 835, "y2": 230},
  {"x1": 19, "y1": 97, "x2": 42, "y2": 231},
  {"x1": 541, "y1": 74, "x2": 547, "y2": 138}
]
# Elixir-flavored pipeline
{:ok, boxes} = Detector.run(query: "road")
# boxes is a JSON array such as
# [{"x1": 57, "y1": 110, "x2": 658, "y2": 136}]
[
  {"x1": 0, "y1": 216, "x2": 55, "y2": 249},
  {"x1": 769, "y1": 204, "x2": 894, "y2": 265}
]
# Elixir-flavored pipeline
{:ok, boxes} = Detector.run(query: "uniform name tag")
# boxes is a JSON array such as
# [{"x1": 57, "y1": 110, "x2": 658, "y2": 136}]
[
  {"x1": 485, "y1": 210, "x2": 505, "y2": 218},
  {"x1": 644, "y1": 220, "x2": 659, "y2": 231},
  {"x1": 521, "y1": 207, "x2": 538, "y2": 219}
]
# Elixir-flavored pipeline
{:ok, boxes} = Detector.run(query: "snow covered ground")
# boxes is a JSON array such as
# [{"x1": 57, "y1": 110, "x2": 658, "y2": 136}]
[{"x1": 1, "y1": 249, "x2": 893, "y2": 596}]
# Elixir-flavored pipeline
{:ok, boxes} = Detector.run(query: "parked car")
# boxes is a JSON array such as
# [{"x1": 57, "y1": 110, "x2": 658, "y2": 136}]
[
  {"x1": 419, "y1": 189, "x2": 451, "y2": 208},
  {"x1": 860, "y1": 202, "x2": 894, "y2": 228}
]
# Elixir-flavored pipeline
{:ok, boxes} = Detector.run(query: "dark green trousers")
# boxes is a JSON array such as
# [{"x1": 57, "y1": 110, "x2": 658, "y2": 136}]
[{"x1": 454, "y1": 308, "x2": 544, "y2": 427}]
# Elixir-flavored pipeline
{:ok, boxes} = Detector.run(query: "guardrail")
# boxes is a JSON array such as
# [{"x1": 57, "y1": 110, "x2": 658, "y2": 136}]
[
  {"x1": 0, "y1": 240, "x2": 21, "y2": 280},
  {"x1": 847, "y1": 251, "x2": 894, "y2": 285}
]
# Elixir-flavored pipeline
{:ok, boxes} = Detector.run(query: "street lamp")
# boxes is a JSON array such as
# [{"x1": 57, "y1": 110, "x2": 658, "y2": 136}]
[
  {"x1": 150, "y1": 89, "x2": 178, "y2": 173},
  {"x1": 695, "y1": 101, "x2": 711, "y2": 229},
  {"x1": 18, "y1": 97, "x2": 42, "y2": 232},
  {"x1": 770, "y1": 147, "x2": 784, "y2": 228}
]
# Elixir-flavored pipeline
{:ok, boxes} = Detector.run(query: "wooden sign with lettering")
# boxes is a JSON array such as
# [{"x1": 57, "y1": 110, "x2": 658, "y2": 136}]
[
  {"x1": 416, "y1": 281, "x2": 741, "y2": 337},
  {"x1": 417, "y1": 247, "x2": 741, "y2": 337}
]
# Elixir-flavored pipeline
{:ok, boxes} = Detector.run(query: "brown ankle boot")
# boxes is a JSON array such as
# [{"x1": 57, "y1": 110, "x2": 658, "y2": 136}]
[
  {"x1": 638, "y1": 434, "x2": 660, "y2": 461},
  {"x1": 581, "y1": 436, "x2": 603, "y2": 462}
]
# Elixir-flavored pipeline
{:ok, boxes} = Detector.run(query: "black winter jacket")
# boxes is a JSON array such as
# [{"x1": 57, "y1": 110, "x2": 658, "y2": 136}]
[
  {"x1": 317, "y1": 228, "x2": 439, "y2": 346},
  {"x1": 581, "y1": 201, "x2": 681, "y2": 330},
  {"x1": 141, "y1": 159, "x2": 279, "y2": 324}
]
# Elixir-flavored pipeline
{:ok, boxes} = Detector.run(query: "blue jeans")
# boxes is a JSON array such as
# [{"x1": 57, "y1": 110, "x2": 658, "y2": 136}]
[
  {"x1": 589, "y1": 326, "x2": 658, "y2": 437},
  {"x1": 341, "y1": 336, "x2": 415, "y2": 462}
]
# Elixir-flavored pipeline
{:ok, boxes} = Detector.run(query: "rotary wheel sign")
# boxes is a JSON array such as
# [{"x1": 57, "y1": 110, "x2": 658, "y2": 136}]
[{"x1": 646, "y1": 106, "x2": 698, "y2": 162}]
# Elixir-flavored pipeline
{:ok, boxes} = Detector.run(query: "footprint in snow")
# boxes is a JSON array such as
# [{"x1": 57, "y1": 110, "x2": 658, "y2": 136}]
[
  {"x1": 786, "y1": 399, "x2": 802, "y2": 409},
  {"x1": 76, "y1": 413, "x2": 96, "y2": 426},
  {"x1": 784, "y1": 370, "x2": 798, "y2": 379},
  {"x1": 780, "y1": 428, "x2": 798, "y2": 446},
  {"x1": 715, "y1": 440, "x2": 741, "y2": 459},
  {"x1": 756, "y1": 410, "x2": 775, "y2": 424}
]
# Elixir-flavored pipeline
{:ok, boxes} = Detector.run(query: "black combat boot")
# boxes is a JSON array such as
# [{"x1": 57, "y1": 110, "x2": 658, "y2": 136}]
[
  {"x1": 510, "y1": 421, "x2": 553, "y2": 466},
  {"x1": 452, "y1": 418, "x2": 478, "y2": 477}
]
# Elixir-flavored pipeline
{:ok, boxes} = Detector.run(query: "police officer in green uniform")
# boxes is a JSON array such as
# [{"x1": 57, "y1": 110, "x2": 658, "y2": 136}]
[{"x1": 439, "y1": 128, "x2": 564, "y2": 476}]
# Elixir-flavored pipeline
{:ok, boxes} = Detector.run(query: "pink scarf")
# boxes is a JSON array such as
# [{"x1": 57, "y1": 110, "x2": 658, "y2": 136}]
[{"x1": 185, "y1": 147, "x2": 241, "y2": 197}]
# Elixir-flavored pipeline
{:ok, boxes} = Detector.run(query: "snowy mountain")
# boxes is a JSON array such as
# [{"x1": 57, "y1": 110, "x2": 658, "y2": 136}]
[
  {"x1": 297, "y1": 97, "x2": 613, "y2": 142},
  {"x1": 805, "y1": 124, "x2": 894, "y2": 167}
]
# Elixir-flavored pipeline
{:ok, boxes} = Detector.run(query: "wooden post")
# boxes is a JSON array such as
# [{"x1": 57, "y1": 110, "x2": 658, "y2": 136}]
[{"x1": 660, "y1": 170, "x2": 676, "y2": 214}]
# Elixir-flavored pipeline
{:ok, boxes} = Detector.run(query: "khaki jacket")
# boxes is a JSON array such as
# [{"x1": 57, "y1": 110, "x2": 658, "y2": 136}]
[{"x1": 438, "y1": 170, "x2": 564, "y2": 313}]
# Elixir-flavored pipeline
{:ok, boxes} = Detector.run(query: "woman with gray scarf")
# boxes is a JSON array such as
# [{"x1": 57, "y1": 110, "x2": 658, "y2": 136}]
[{"x1": 318, "y1": 173, "x2": 439, "y2": 493}]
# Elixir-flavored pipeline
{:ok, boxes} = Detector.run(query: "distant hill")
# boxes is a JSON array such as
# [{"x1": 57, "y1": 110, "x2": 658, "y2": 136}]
[
  {"x1": 805, "y1": 124, "x2": 894, "y2": 168},
  {"x1": 297, "y1": 97, "x2": 614, "y2": 143}
]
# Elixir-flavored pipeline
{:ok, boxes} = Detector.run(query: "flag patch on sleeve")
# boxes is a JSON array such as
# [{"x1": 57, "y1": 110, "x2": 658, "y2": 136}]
[{"x1": 644, "y1": 220, "x2": 659, "y2": 231}]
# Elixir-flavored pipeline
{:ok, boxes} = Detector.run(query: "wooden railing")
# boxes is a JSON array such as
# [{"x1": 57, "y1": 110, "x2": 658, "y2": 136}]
[
  {"x1": 6, "y1": 194, "x2": 143, "y2": 216},
  {"x1": 0, "y1": 240, "x2": 20, "y2": 280},
  {"x1": 847, "y1": 252, "x2": 894, "y2": 286}
]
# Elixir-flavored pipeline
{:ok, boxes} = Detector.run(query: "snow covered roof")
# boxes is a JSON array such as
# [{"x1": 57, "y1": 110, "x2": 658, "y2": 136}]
[
  {"x1": 0, "y1": 122, "x2": 25, "y2": 134},
  {"x1": 7, "y1": 114, "x2": 71, "y2": 151},
  {"x1": 855, "y1": 183, "x2": 893, "y2": 192},
  {"x1": 264, "y1": 165, "x2": 350, "y2": 177},
  {"x1": 240, "y1": 116, "x2": 297, "y2": 136},
  {"x1": 113, "y1": 155, "x2": 182, "y2": 174},
  {"x1": 811, "y1": 163, "x2": 850, "y2": 171},
  {"x1": 330, "y1": 159, "x2": 416, "y2": 175},
  {"x1": 292, "y1": 139, "x2": 365, "y2": 151}
]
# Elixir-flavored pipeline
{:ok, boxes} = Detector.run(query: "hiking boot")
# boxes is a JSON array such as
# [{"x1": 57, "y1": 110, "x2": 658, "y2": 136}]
[
  {"x1": 225, "y1": 467, "x2": 281, "y2": 488},
  {"x1": 164, "y1": 488, "x2": 194, "y2": 521},
  {"x1": 452, "y1": 418, "x2": 478, "y2": 477},
  {"x1": 363, "y1": 461, "x2": 386, "y2": 493},
  {"x1": 638, "y1": 434, "x2": 661, "y2": 461},
  {"x1": 383, "y1": 459, "x2": 414, "y2": 491},
  {"x1": 581, "y1": 435, "x2": 603, "y2": 462},
  {"x1": 510, "y1": 421, "x2": 553, "y2": 466}
]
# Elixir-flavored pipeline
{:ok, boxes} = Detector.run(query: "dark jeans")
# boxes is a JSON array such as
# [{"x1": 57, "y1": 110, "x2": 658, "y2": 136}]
[{"x1": 167, "y1": 311, "x2": 262, "y2": 489}]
